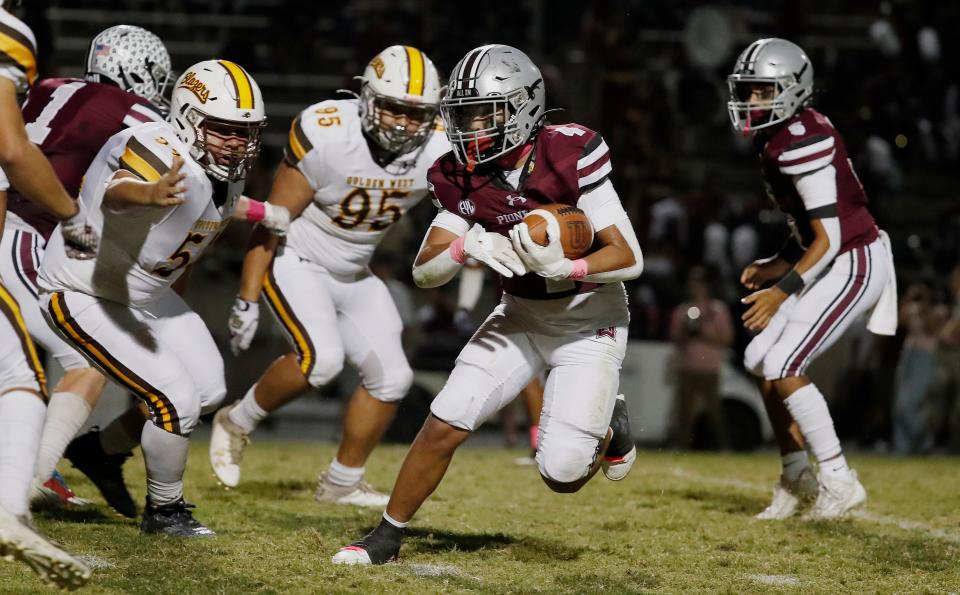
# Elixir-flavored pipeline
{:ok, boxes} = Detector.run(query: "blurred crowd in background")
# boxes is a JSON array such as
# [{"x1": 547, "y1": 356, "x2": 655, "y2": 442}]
[{"x1": 22, "y1": 0, "x2": 960, "y2": 452}]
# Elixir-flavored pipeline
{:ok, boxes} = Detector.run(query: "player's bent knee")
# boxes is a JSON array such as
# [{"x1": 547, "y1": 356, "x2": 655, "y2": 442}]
[
  {"x1": 306, "y1": 348, "x2": 345, "y2": 388},
  {"x1": 538, "y1": 447, "x2": 592, "y2": 487},
  {"x1": 365, "y1": 364, "x2": 413, "y2": 403}
]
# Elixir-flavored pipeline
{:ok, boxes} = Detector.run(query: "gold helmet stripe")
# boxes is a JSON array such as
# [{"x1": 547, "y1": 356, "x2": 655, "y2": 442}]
[
  {"x1": 0, "y1": 23, "x2": 37, "y2": 85},
  {"x1": 217, "y1": 59, "x2": 254, "y2": 109},
  {"x1": 404, "y1": 46, "x2": 425, "y2": 96}
]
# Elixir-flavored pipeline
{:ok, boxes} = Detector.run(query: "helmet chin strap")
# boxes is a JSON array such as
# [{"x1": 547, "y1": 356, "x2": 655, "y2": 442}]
[{"x1": 743, "y1": 110, "x2": 752, "y2": 137}]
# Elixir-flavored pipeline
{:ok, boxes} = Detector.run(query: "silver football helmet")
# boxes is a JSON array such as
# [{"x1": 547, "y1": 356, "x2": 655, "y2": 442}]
[
  {"x1": 727, "y1": 38, "x2": 814, "y2": 133},
  {"x1": 84, "y1": 25, "x2": 172, "y2": 114},
  {"x1": 441, "y1": 44, "x2": 545, "y2": 167}
]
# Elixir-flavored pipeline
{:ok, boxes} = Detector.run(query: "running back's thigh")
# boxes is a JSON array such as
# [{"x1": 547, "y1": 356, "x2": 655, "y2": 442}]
[{"x1": 430, "y1": 306, "x2": 543, "y2": 431}]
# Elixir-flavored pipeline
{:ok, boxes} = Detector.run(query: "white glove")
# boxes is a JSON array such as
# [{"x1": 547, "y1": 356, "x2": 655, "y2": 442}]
[
  {"x1": 228, "y1": 297, "x2": 259, "y2": 356},
  {"x1": 463, "y1": 223, "x2": 527, "y2": 278},
  {"x1": 509, "y1": 217, "x2": 573, "y2": 280},
  {"x1": 261, "y1": 203, "x2": 290, "y2": 236},
  {"x1": 60, "y1": 201, "x2": 99, "y2": 260}
]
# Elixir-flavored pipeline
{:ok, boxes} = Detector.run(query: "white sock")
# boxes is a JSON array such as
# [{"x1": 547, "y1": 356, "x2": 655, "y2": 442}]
[
  {"x1": 325, "y1": 458, "x2": 364, "y2": 487},
  {"x1": 819, "y1": 454, "x2": 851, "y2": 480},
  {"x1": 227, "y1": 385, "x2": 268, "y2": 434},
  {"x1": 33, "y1": 391, "x2": 92, "y2": 482},
  {"x1": 382, "y1": 511, "x2": 408, "y2": 528},
  {"x1": 99, "y1": 411, "x2": 142, "y2": 455},
  {"x1": 783, "y1": 385, "x2": 852, "y2": 480},
  {"x1": 141, "y1": 422, "x2": 188, "y2": 506},
  {"x1": 781, "y1": 450, "x2": 810, "y2": 482},
  {"x1": 0, "y1": 391, "x2": 45, "y2": 516}
]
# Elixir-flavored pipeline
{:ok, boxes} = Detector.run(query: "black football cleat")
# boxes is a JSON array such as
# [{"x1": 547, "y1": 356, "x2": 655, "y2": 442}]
[
  {"x1": 64, "y1": 429, "x2": 137, "y2": 518},
  {"x1": 331, "y1": 518, "x2": 403, "y2": 565},
  {"x1": 602, "y1": 394, "x2": 637, "y2": 481},
  {"x1": 140, "y1": 498, "x2": 215, "y2": 537}
]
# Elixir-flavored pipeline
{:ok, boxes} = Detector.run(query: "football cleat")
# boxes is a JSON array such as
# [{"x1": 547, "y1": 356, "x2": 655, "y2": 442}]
[
  {"x1": 755, "y1": 466, "x2": 819, "y2": 520},
  {"x1": 30, "y1": 470, "x2": 94, "y2": 510},
  {"x1": 0, "y1": 506, "x2": 91, "y2": 590},
  {"x1": 802, "y1": 470, "x2": 866, "y2": 521},
  {"x1": 314, "y1": 472, "x2": 390, "y2": 508},
  {"x1": 64, "y1": 429, "x2": 137, "y2": 518},
  {"x1": 209, "y1": 403, "x2": 250, "y2": 488},
  {"x1": 141, "y1": 498, "x2": 215, "y2": 537},
  {"x1": 602, "y1": 395, "x2": 637, "y2": 481},
  {"x1": 332, "y1": 520, "x2": 402, "y2": 565}
]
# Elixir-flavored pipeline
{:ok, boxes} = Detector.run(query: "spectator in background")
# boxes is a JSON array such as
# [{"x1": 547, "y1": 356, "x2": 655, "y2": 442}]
[
  {"x1": 892, "y1": 281, "x2": 949, "y2": 454},
  {"x1": 668, "y1": 266, "x2": 734, "y2": 449}
]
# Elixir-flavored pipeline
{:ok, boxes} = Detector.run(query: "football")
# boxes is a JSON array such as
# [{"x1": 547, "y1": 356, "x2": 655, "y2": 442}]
[{"x1": 523, "y1": 203, "x2": 595, "y2": 259}]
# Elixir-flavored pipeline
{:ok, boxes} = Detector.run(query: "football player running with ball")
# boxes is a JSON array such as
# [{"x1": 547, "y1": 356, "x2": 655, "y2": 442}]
[
  {"x1": 728, "y1": 39, "x2": 896, "y2": 519},
  {"x1": 38, "y1": 60, "x2": 282, "y2": 536},
  {"x1": 209, "y1": 46, "x2": 449, "y2": 507},
  {"x1": 333, "y1": 44, "x2": 644, "y2": 565}
]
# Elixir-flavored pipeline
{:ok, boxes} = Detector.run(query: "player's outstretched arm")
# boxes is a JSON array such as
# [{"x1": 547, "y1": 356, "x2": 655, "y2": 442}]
[
  {"x1": 412, "y1": 224, "x2": 464, "y2": 288},
  {"x1": 230, "y1": 162, "x2": 315, "y2": 355},
  {"x1": 104, "y1": 156, "x2": 187, "y2": 209},
  {"x1": 0, "y1": 78, "x2": 78, "y2": 222}
]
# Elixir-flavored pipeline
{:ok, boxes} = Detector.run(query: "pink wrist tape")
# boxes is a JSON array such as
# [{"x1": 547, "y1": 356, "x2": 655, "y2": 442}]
[
  {"x1": 448, "y1": 235, "x2": 466, "y2": 264},
  {"x1": 246, "y1": 200, "x2": 266, "y2": 223},
  {"x1": 567, "y1": 259, "x2": 588, "y2": 279}
]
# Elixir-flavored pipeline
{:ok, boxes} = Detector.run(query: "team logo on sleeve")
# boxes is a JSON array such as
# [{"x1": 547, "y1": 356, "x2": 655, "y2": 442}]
[{"x1": 458, "y1": 199, "x2": 476, "y2": 216}]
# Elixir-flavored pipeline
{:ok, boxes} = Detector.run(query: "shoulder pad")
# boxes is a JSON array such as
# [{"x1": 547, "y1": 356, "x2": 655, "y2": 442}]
[{"x1": 769, "y1": 110, "x2": 837, "y2": 175}]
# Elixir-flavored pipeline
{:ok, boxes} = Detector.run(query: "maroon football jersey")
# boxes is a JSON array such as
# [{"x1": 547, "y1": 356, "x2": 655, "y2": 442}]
[
  {"x1": 8, "y1": 78, "x2": 162, "y2": 240},
  {"x1": 757, "y1": 107, "x2": 878, "y2": 254},
  {"x1": 429, "y1": 123, "x2": 612, "y2": 300}
]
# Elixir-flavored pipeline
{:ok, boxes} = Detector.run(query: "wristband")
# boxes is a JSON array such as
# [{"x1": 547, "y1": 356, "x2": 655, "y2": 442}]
[
  {"x1": 566, "y1": 258, "x2": 588, "y2": 280},
  {"x1": 776, "y1": 269, "x2": 804, "y2": 295},
  {"x1": 245, "y1": 200, "x2": 267, "y2": 223},
  {"x1": 448, "y1": 235, "x2": 466, "y2": 264}
]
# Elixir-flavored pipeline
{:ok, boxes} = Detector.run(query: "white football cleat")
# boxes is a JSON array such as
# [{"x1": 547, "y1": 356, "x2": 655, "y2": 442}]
[
  {"x1": 209, "y1": 403, "x2": 250, "y2": 488},
  {"x1": 755, "y1": 466, "x2": 819, "y2": 520},
  {"x1": 315, "y1": 473, "x2": 390, "y2": 508},
  {"x1": 802, "y1": 470, "x2": 867, "y2": 520},
  {"x1": 0, "y1": 506, "x2": 91, "y2": 590},
  {"x1": 332, "y1": 546, "x2": 373, "y2": 565}
]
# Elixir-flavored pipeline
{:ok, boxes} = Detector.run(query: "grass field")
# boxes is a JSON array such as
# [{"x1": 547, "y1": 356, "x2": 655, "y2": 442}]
[{"x1": 2, "y1": 442, "x2": 959, "y2": 593}]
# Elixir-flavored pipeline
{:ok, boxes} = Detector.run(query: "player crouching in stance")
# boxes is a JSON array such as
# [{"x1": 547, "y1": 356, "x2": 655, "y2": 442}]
[
  {"x1": 209, "y1": 46, "x2": 448, "y2": 507},
  {"x1": 728, "y1": 39, "x2": 896, "y2": 520},
  {"x1": 333, "y1": 44, "x2": 644, "y2": 565},
  {"x1": 37, "y1": 60, "x2": 283, "y2": 536}
]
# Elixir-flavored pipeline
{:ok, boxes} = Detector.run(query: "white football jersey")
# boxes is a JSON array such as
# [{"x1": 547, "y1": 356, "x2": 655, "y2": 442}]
[
  {"x1": 39, "y1": 121, "x2": 241, "y2": 307},
  {"x1": 283, "y1": 98, "x2": 449, "y2": 276}
]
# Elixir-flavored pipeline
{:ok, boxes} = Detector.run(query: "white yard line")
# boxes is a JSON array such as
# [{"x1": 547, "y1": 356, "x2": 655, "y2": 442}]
[
  {"x1": 744, "y1": 573, "x2": 801, "y2": 587},
  {"x1": 670, "y1": 467, "x2": 960, "y2": 544}
]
